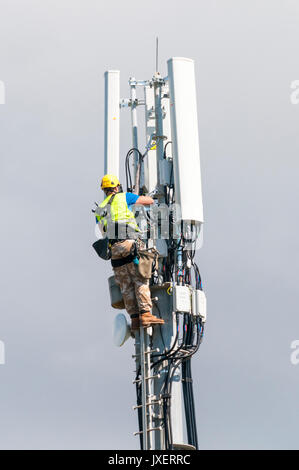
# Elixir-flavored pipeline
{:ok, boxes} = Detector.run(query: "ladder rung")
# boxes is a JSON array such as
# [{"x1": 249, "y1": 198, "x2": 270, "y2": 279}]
[
  {"x1": 133, "y1": 426, "x2": 163, "y2": 436},
  {"x1": 145, "y1": 348, "x2": 160, "y2": 354},
  {"x1": 133, "y1": 400, "x2": 162, "y2": 410},
  {"x1": 132, "y1": 348, "x2": 159, "y2": 358},
  {"x1": 133, "y1": 373, "x2": 159, "y2": 384},
  {"x1": 145, "y1": 374, "x2": 160, "y2": 380}
]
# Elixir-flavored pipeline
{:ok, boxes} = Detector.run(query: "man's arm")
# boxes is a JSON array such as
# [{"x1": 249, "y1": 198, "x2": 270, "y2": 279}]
[{"x1": 135, "y1": 196, "x2": 154, "y2": 205}]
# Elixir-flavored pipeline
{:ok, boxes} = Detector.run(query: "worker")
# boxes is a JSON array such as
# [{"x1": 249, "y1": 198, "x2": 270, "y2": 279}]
[{"x1": 96, "y1": 174, "x2": 164, "y2": 331}]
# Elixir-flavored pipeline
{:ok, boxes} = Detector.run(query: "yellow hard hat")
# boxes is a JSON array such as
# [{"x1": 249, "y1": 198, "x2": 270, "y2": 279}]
[{"x1": 101, "y1": 174, "x2": 120, "y2": 190}]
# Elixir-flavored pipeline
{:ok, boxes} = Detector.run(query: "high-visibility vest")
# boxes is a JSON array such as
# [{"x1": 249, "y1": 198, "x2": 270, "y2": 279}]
[{"x1": 96, "y1": 192, "x2": 140, "y2": 234}]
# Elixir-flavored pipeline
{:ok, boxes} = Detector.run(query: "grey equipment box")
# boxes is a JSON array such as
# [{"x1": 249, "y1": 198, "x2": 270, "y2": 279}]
[{"x1": 108, "y1": 275, "x2": 125, "y2": 309}]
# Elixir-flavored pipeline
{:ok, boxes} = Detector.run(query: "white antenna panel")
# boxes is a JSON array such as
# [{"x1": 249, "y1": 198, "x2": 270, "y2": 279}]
[
  {"x1": 104, "y1": 70, "x2": 120, "y2": 176},
  {"x1": 167, "y1": 58, "x2": 204, "y2": 223}
]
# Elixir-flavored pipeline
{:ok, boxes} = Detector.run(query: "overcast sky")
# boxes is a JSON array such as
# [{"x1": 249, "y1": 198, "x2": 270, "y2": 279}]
[{"x1": 1, "y1": 0, "x2": 299, "y2": 450}]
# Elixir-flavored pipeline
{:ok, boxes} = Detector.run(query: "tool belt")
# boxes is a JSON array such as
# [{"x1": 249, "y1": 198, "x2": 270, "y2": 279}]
[
  {"x1": 111, "y1": 253, "x2": 135, "y2": 268},
  {"x1": 110, "y1": 242, "x2": 159, "y2": 279}
]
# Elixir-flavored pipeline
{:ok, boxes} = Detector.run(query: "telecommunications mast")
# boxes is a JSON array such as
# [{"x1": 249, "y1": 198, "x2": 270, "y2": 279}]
[{"x1": 104, "y1": 56, "x2": 206, "y2": 450}]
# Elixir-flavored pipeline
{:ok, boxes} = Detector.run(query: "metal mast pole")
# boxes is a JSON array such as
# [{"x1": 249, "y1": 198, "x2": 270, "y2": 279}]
[
  {"x1": 130, "y1": 78, "x2": 139, "y2": 187},
  {"x1": 153, "y1": 73, "x2": 164, "y2": 196}
]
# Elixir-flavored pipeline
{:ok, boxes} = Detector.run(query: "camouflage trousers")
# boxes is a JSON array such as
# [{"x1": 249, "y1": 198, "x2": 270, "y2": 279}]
[{"x1": 111, "y1": 239, "x2": 152, "y2": 317}]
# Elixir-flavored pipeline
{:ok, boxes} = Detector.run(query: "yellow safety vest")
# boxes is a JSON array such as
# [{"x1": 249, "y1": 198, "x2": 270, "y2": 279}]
[{"x1": 96, "y1": 192, "x2": 140, "y2": 234}]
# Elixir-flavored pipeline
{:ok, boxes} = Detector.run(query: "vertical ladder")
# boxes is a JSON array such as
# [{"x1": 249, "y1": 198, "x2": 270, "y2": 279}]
[
  {"x1": 133, "y1": 327, "x2": 163, "y2": 449},
  {"x1": 140, "y1": 327, "x2": 152, "y2": 450}
]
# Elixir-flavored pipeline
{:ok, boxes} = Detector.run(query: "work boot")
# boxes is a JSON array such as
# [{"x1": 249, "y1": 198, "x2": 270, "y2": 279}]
[
  {"x1": 140, "y1": 312, "x2": 165, "y2": 328},
  {"x1": 130, "y1": 314, "x2": 140, "y2": 331}
]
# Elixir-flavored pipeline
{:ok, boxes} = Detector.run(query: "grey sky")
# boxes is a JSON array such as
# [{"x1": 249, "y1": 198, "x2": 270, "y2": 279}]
[{"x1": 0, "y1": 0, "x2": 299, "y2": 449}]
